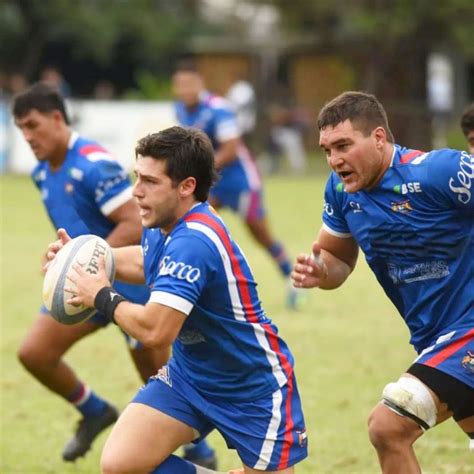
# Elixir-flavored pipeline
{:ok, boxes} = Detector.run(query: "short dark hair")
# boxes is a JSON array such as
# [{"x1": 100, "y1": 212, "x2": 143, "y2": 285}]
[
  {"x1": 12, "y1": 81, "x2": 69, "y2": 124},
  {"x1": 135, "y1": 126, "x2": 218, "y2": 202},
  {"x1": 173, "y1": 59, "x2": 199, "y2": 76},
  {"x1": 460, "y1": 103, "x2": 474, "y2": 137},
  {"x1": 318, "y1": 91, "x2": 394, "y2": 143}
]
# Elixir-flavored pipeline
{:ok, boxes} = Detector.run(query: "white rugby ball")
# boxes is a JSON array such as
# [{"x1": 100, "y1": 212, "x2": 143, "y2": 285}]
[{"x1": 42, "y1": 235, "x2": 115, "y2": 325}]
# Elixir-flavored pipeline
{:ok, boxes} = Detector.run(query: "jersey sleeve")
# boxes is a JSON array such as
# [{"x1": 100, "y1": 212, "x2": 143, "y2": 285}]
[
  {"x1": 428, "y1": 149, "x2": 474, "y2": 213},
  {"x1": 321, "y1": 173, "x2": 352, "y2": 237},
  {"x1": 83, "y1": 158, "x2": 133, "y2": 216},
  {"x1": 148, "y1": 235, "x2": 217, "y2": 316},
  {"x1": 31, "y1": 165, "x2": 45, "y2": 191},
  {"x1": 214, "y1": 106, "x2": 241, "y2": 142}
]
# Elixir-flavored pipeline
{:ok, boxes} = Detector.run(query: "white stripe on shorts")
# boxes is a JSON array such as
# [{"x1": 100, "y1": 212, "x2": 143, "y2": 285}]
[{"x1": 253, "y1": 387, "x2": 283, "y2": 470}]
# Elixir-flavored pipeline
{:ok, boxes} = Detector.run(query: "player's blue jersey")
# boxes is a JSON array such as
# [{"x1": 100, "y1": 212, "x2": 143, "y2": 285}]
[
  {"x1": 141, "y1": 202, "x2": 294, "y2": 401},
  {"x1": 323, "y1": 145, "x2": 474, "y2": 353},
  {"x1": 175, "y1": 91, "x2": 261, "y2": 192},
  {"x1": 32, "y1": 132, "x2": 149, "y2": 303}
]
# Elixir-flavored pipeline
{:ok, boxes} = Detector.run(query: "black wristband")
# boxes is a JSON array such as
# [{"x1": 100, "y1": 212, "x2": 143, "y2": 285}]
[{"x1": 94, "y1": 286, "x2": 126, "y2": 325}]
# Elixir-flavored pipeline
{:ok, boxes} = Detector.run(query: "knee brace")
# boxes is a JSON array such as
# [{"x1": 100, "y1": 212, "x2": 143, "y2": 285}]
[{"x1": 382, "y1": 376, "x2": 437, "y2": 431}]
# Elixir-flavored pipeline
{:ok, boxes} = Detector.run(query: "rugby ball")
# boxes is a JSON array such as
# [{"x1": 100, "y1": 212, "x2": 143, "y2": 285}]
[{"x1": 42, "y1": 235, "x2": 115, "y2": 325}]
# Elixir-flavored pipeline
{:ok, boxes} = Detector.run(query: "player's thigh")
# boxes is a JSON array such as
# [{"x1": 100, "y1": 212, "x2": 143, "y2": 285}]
[
  {"x1": 370, "y1": 370, "x2": 454, "y2": 443},
  {"x1": 19, "y1": 311, "x2": 101, "y2": 358},
  {"x1": 101, "y1": 402, "x2": 196, "y2": 472},
  {"x1": 457, "y1": 415, "x2": 474, "y2": 434},
  {"x1": 407, "y1": 362, "x2": 474, "y2": 425}
]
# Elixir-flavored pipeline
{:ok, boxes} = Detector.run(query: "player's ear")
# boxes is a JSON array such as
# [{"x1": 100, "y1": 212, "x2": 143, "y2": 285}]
[
  {"x1": 52, "y1": 109, "x2": 64, "y2": 126},
  {"x1": 179, "y1": 177, "x2": 197, "y2": 197},
  {"x1": 373, "y1": 126, "x2": 386, "y2": 149}
]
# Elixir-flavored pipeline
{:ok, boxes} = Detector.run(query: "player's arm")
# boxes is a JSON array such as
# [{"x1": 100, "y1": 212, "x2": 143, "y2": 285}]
[
  {"x1": 214, "y1": 107, "x2": 241, "y2": 169},
  {"x1": 292, "y1": 227, "x2": 359, "y2": 290},
  {"x1": 112, "y1": 245, "x2": 145, "y2": 284},
  {"x1": 65, "y1": 259, "x2": 184, "y2": 349},
  {"x1": 111, "y1": 301, "x2": 185, "y2": 349},
  {"x1": 104, "y1": 198, "x2": 142, "y2": 247},
  {"x1": 215, "y1": 137, "x2": 239, "y2": 169},
  {"x1": 45, "y1": 229, "x2": 145, "y2": 284},
  {"x1": 88, "y1": 158, "x2": 142, "y2": 246}
]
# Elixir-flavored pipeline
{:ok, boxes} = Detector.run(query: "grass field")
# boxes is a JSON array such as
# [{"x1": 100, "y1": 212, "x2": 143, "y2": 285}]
[{"x1": 1, "y1": 166, "x2": 471, "y2": 473}]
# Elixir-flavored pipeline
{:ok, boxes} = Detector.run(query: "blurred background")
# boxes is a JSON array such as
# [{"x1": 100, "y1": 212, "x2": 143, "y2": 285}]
[{"x1": 1, "y1": 0, "x2": 473, "y2": 174}]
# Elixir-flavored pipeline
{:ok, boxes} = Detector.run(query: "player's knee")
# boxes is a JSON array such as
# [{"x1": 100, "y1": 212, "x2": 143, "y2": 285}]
[
  {"x1": 382, "y1": 376, "x2": 437, "y2": 431},
  {"x1": 100, "y1": 449, "x2": 127, "y2": 474},
  {"x1": 367, "y1": 404, "x2": 408, "y2": 450},
  {"x1": 17, "y1": 338, "x2": 58, "y2": 371},
  {"x1": 17, "y1": 340, "x2": 41, "y2": 371}
]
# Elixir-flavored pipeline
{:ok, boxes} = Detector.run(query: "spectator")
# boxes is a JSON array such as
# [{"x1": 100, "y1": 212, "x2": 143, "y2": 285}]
[
  {"x1": 93, "y1": 80, "x2": 117, "y2": 100},
  {"x1": 9, "y1": 72, "x2": 29, "y2": 96},
  {"x1": 40, "y1": 66, "x2": 71, "y2": 97},
  {"x1": 267, "y1": 101, "x2": 310, "y2": 175},
  {"x1": 225, "y1": 74, "x2": 257, "y2": 140}
]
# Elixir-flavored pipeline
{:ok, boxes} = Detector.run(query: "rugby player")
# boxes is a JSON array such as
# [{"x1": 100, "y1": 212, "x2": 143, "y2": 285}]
[{"x1": 292, "y1": 91, "x2": 473, "y2": 473}]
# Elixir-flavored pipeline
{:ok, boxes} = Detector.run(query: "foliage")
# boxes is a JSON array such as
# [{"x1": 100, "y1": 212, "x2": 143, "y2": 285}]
[
  {"x1": 123, "y1": 70, "x2": 173, "y2": 100},
  {"x1": 262, "y1": 0, "x2": 474, "y2": 57},
  {"x1": 0, "y1": 0, "x2": 206, "y2": 78}
]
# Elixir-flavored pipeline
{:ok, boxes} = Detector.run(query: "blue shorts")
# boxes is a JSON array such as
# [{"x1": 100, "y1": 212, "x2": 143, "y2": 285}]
[
  {"x1": 211, "y1": 161, "x2": 265, "y2": 222},
  {"x1": 132, "y1": 365, "x2": 308, "y2": 470},
  {"x1": 415, "y1": 327, "x2": 474, "y2": 388}
]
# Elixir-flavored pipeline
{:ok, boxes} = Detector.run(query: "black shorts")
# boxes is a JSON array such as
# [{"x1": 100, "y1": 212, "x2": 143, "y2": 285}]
[{"x1": 408, "y1": 363, "x2": 474, "y2": 422}]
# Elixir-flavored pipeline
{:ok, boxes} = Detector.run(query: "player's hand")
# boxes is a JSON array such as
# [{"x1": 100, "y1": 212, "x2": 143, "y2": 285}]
[
  {"x1": 40, "y1": 252, "x2": 49, "y2": 275},
  {"x1": 291, "y1": 241, "x2": 329, "y2": 289},
  {"x1": 64, "y1": 256, "x2": 111, "y2": 308},
  {"x1": 43, "y1": 228, "x2": 72, "y2": 273}
]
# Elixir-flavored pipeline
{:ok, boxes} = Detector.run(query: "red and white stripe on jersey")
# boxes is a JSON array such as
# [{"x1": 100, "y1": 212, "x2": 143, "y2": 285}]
[
  {"x1": 184, "y1": 212, "x2": 291, "y2": 386},
  {"x1": 400, "y1": 149, "x2": 425, "y2": 164},
  {"x1": 80, "y1": 144, "x2": 115, "y2": 163},
  {"x1": 184, "y1": 211, "x2": 296, "y2": 469}
]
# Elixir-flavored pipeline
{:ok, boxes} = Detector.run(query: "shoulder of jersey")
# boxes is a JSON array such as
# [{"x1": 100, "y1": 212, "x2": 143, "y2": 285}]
[
  {"x1": 205, "y1": 94, "x2": 232, "y2": 111},
  {"x1": 181, "y1": 211, "x2": 227, "y2": 245},
  {"x1": 76, "y1": 139, "x2": 116, "y2": 164},
  {"x1": 397, "y1": 148, "x2": 460, "y2": 167},
  {"x1": 32, "y1": 161, "x2": 47, "y2": 182}
]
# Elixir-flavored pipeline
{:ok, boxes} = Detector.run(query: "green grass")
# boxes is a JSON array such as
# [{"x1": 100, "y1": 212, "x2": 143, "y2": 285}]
[{"x1": 1, "y1": 169, "x2": 471, "y2": 473}]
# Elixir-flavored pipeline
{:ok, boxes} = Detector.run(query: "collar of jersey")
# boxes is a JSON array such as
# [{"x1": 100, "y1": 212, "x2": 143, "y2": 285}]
[
  {"x1": 168, "y1": 202, "x2": 208, "y2": 235},
  {"x1": 389, "y1": 144, "x2": 398, "y2": 167},
  {"x1": 68, "y1": 131, "x2": 79, "y2": 150}
]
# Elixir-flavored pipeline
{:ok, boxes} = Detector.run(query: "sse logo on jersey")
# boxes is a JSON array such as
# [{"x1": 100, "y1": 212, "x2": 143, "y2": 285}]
[
  {"x1": 159, "y1": 255, "x2": 201, "y2": 283},
  {"x1": 449, "y1": 151, "x2": 473, "y2": 204}
]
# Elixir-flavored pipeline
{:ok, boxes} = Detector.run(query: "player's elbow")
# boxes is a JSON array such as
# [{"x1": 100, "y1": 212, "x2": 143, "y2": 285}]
[{"x1": 140, "y1": 329, "x2": 174, "y2": 350}]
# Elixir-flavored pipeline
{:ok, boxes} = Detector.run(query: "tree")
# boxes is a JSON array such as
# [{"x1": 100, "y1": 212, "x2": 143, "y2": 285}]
[
  {"x1": 253, "y1": 0, "x2": 473, "y2": 147},
  {"x1": 0, "y1": 0, "x2": 207, "y2": 83}
]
